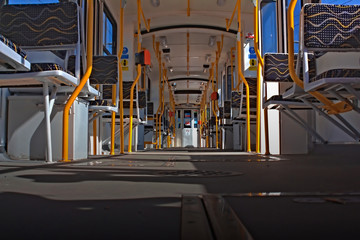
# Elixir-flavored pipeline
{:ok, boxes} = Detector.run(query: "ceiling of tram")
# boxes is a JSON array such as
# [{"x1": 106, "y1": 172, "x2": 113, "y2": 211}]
[{"x1": 107, "y1": 0, "x2": 255, "y2": 105}]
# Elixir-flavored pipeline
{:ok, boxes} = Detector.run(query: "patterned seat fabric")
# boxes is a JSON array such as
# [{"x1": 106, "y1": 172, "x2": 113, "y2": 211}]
[
  {"x1": 147, "y1": 102, "x2": 154, "y2": 115},
  {"x1": 90, "y1": 56, "x2": 118, "y2": 85},
  {"x1": 264, "y1": 53, "x2": 316, "y2": 82},
  {"x1": 123, "y1": 81, "x2": 137, "y2": 99},
  {"x1": 138, "y1": 91, "x2": 146, "y2": 108},
  {"x1": 311, "y1": 69, "x2": 360, "y2": 82},
  {"x1": 303, "y1": 4, "x2": 360, "y2": 49},
  {"x1": 89, "y1": 100, "x2": 113, "y2": 107},
  {"x1": 123, "y1": 101, "x2": 137, "y2": 108},
  {"x1": 0, "y1": 2, "x2": 78, "y2": 47},
  {"x1": 231, "y1": 91, "x2": 241, "y2": 108},
  {"x1": 0, "y1": 34, "x2": 27, "y2": 58}
]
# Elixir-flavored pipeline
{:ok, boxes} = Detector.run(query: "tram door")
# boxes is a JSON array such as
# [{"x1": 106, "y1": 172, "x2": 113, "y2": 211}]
[{"x1": 175, "y1": 109, "x2": 198, "y2": 148}]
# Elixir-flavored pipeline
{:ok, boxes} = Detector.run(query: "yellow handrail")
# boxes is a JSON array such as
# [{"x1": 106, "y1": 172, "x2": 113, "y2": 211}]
[
  {"x1": 226, "y1": 0, "x2": 239, "y2": 31},
  {"x1": 62, "y1": 0, "x2": 93, "y2": 162},
  {"x1": 158, "y1": 64, "x2": 166, "y2": 149},
  {"x1": 110, "y1": 84, "x2": 116, "y2": 155},
  {"x1": 118, "y1": 1, "x2": 125, "y2": 154},
  {"x1": 154, "y1": 47, "x2": 162, "y2": 149},
  {"x1": 287, "y1": 0, "x2": 352, "y2": 115},
  {"x1": 229, "y1": 0, "x2": 251, "y2": 152},
  {"x1": 187, "y1": 0, "x2": 190, "y2": 16},
  {"x1": 230, "y1": 47, "x2": 235, "y2": 91},
  {"x1": 140, "y1": 4, "x2": 151, "y2": 32},
  {"x1": 128, "y1": 0, "x2": 143, "y2": 153},
  {"x1": 254, "y1": 3, "x2": 263, "y2": 154}
]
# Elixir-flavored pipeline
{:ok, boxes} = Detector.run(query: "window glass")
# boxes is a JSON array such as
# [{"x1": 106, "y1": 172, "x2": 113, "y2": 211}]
[
  {"x1": 261, "y1": 1, "x2": 277, "y2": 55},
  {"x1": 194, "y1": 112, "x2": 198, "y2": 128},
  {"x1": 184, "y1": 110, "x2": 192, "y2": 128},
  {"x1": 321, "y1": 0, "x2": 359, "y2": 4},
  {"x1": 226, "y1": 66, "x2": 233, "y2": 100},
  {"x1": 103, "y1": 6, "x2": 116, "y2": 55},
  {"x1": 177, "y1": 110, "x2": 181, "y2": 129},
  {"x1": 286, "y1": 0, "x2": 301, "y2": 53},
  {"x1": 7, "y1": 0, "x2": 58, "y2": 3}
]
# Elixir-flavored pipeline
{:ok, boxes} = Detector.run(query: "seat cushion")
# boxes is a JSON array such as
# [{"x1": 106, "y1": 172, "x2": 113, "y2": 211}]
[
  {"x1": 0, "y1": 34, "x2": 27, "y2": 58},
  {"x1": 311, "y1": 69, "x2": 360, "y2": 82},
  {"x1": 89, "y1": 100, "x2": 114, "y2": 107}
]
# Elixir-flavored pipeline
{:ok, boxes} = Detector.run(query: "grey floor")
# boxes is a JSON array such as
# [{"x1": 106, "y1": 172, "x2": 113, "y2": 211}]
[{"x1": 0, "y1": 144, "x2": 360, "y2": 239}]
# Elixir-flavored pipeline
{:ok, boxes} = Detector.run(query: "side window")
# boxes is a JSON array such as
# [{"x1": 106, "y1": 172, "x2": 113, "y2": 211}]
[
  {"x1": 103, "y1": 6, "x2": 116, "y2": 55},
  {"x1": 321, "y1": 0, "x2": 358, "y2": 4},
  {"x1": 184, "y1": 110, "x2": 192, "y2": 128},
  {"x1": 194, "y1": 112, "x2": 198, "y2": 128},
  {"x1": 286, "y1": 0, "x2": 301, "y2": 53},
  {"x1": 261, "y1": 1, "x2": 277, "y2": 55},
  {"x1": 6, "y1": 0, "x2": 58, "y2": 3}
]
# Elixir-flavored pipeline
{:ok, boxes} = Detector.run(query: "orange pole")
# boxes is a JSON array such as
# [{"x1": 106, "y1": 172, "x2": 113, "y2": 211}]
[{"x1": 62, "y1": 0, "x2": 93, "y2": 161}]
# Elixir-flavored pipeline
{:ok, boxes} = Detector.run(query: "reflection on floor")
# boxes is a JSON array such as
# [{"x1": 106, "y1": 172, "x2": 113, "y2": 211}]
[{"x1": 0, "y1": 144, "x2": 359, "y2": 239}]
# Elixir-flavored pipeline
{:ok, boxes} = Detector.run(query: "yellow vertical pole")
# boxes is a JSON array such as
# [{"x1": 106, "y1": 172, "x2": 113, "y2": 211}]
[
  {"x1": 128, "y1": 0, "x2": 142, "y2": 153},
  {"x1": 254, "y1": 3, "x2": 264, "y2": 154},
  {"x1": 187, "y1": 0, "x2": 190, "y2": 16},
  {"x1": 110, "y1": 85, "x2": 116, "y2": 155},
  {"x1": 287, "y1": 0, "x2": 348, "y2": 114},
  {"x1": 230, "y1": 47, "x2": 235, "y2": 91},
  {"x1": 236, "y1": 0, "x2": 251, "y2": 152},
  {"x1": 212, "y1": 62, "x2": 219, "y2": 149},
  {"x1": 155, "y1": 47, "x2": 162, "y2": 149},
  {"x1": 62, "y1": 0, "x2": 93, "y2": 162},
  {"x1": 118, "y1": 1, "x2": 125, "y2": 154},
  {"x1": 158, "y1": 66, "x2": 166, "y2": 149},
  {"x1": 93, "y1": 117, "x2": 97, "y2": 155}
]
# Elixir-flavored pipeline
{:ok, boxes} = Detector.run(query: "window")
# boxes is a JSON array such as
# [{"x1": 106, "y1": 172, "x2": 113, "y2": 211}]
[
  {"x1": 7, "y1": 0, "x2": 58, "y2": 3},
  {"x1": 261, "y1": 1, "x2": 277, "y2": 55},
  {"x1": 184, "y1": 110, "x2": 192, "y2": 128},
  {"x1": 194, "y1": 112, "x2": 198, "y2": 128},
  {"x1": 286, "y1": 0, "x2": 302, "y2": 53},
  {"x1": 103, "y1": 6, "x2": 116, "y2": 55},
  {"x1": 177, "y1": 110, "x2": 181, "y2": 129},
  {"x1": 321, "y1": 0, "x2": 359, "y2": 4}
]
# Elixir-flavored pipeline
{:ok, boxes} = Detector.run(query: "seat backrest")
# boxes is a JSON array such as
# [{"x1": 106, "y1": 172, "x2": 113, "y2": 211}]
[
  {"x1": 303, "y1": 4, "x2": 360, "y2": 50},
  {"x1": 147, "y1": 102, "x2": 154, "y2": 115},
  {"x1": 264, "y1": 53, "x2": 316, "y2": 82},
  {"x1": 264, "y1": 53, "x2": 294, "y2": 82},
  {"x1": 231, "y1": 91, "x2": 241, "y2": 108},
  {"x1": 89, "y1": 56, "x2": 118, "y2": 101},
  {"x1": 0, "y1": 2, "x2": 79, "y2": 48},
  {"x1": 90, "y1": 56, "x2": 118, "y2": 85},
  {"x1": 123, "y1": 81, "x2": 137, "y2": 99},
  {"x1": 138, "y1": 91, "x2": 146, "y2": 108}
]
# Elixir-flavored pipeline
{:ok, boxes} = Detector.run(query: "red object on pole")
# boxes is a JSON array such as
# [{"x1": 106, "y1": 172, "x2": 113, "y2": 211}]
[{"x1": 211, "y1": 92, "x2": 219, "y2": 101}]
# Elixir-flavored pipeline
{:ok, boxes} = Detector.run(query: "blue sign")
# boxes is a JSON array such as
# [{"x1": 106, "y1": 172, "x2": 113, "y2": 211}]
[
  {"x1": 121, "y1": 54, "x2": 129, "y2": 59},
  {"x1": 249, "y1": 47, "x2": 255, "y2": 54},
  {"x1": 122, "y1": 47, "x2": 128, "y2": 54},
  {"x1": 249, "y1": 53, "x2": 257, "y2": 59}
]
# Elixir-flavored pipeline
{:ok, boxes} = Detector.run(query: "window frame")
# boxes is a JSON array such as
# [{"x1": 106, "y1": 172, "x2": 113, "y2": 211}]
[{"x1": 102, "y1": 4, "x2": 117, "y2": 56}]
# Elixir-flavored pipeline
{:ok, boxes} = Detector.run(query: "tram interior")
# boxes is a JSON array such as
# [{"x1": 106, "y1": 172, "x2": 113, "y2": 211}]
[{"x1": 0, "y1": 0, "x2": 359, "y2": 239}]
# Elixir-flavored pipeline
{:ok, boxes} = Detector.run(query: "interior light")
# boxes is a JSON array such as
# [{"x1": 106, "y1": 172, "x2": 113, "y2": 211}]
[
  {"x1": 164, "y1": 54, "x2": 171, "y2": 63},
  {"x1": 122, "y1": 0, "x2": 127, "y2": 8},
  {"x1": 159, "y1": 36, "x2": 167, "y2": 48},
  {"x1": 217, "y1": 0, "x2": 225, "y2": 6},
  {"x1": 168, "y1": 67, "x2": 174, "y2": 72},
  {"x1": 208, "y1": 36, "x2": 216, "y2": 47},
  {"x1": 205, "y1": 54, "x2": 212, "y2": 63},
  {"x1": 151, "y1": 0, "x2": 160, "y2": 7}
]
